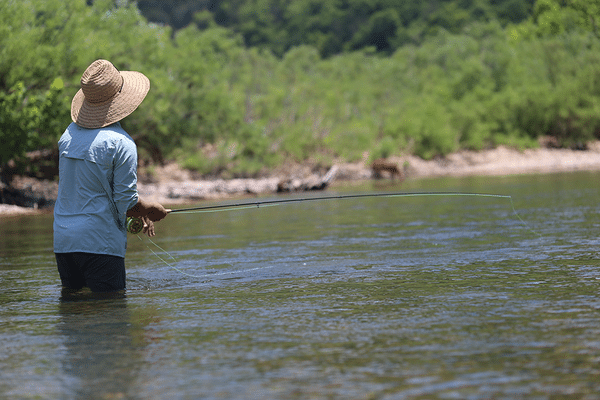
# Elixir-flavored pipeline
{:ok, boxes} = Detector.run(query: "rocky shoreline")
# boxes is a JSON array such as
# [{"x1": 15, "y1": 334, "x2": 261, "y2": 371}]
[{"x1": 3, "y1": 144, "x2": 600, "y2": 215}]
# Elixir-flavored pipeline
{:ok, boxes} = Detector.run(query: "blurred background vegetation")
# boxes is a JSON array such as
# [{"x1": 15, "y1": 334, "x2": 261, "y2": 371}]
[{"x1": 1, "y1": 0, "x2": 600, "y2": 179}]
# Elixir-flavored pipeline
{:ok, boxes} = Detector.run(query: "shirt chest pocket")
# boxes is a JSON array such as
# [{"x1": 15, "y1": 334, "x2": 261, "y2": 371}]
[{"x1": 62, "y1": 138, "x2": 117, "y2": 167}]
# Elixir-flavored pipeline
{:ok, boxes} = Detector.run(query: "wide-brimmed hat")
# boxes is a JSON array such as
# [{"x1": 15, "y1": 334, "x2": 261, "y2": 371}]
[{"x1": 71, "y1": 59, "x2": 150, "y2": 129}]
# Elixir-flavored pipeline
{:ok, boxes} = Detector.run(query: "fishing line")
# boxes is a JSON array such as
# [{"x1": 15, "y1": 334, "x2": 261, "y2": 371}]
[
  {"x1": 136, "y1": 235, "x2": 274, "y2": 279},
  {"x1": 135, "y1": 191, "x2": 540, "y2": 278}
]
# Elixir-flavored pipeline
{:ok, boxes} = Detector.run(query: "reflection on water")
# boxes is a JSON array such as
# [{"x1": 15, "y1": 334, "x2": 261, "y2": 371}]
[
  {"x1": 58, "y1": 290, "x2": 142, "y2": 400},
  {"x1": 2, "y1": 172, "x2": 600, "y2": 398}
]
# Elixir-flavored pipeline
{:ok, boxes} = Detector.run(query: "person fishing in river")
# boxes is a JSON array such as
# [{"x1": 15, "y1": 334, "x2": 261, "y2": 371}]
[{"x1": 53, "y1": 59, "x2": 169, "y2": 293}]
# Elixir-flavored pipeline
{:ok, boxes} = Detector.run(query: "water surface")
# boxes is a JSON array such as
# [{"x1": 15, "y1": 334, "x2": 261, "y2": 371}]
[{"x1": 2, "y1": 172, "x2": 600, "y2": 399}]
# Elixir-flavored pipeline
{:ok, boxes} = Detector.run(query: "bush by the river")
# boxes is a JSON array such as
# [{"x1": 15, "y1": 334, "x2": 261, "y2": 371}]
[{"x1": 1, "y1": 0, "x2": 600, "y2": 178}]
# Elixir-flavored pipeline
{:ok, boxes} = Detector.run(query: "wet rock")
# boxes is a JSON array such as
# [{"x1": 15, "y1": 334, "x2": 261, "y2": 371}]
[
  {"x1": 0, "y1": 176, "x2": 57, "y2": 209},
  {"x1": 277, "y1": 166, "x2": 338, "y2": 192}
]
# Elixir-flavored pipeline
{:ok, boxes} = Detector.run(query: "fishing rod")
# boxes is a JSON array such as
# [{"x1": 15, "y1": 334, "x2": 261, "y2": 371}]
[
  {"x1": 166, "y1": 191, "x2": 512, "y2": 214},
  {"x1": 127, "y1": 190, "x2": 532, "y2": 235}
]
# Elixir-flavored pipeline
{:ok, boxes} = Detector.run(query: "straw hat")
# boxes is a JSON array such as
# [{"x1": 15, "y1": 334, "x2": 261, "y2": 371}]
[{"x1": 71, "y1": 59, "x2": 150, "y2": 129}]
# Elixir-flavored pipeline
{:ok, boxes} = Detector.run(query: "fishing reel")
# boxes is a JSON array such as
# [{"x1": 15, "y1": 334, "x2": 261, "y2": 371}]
[{"x1": 126, "y1": 216, "x2": 144, "y2": 234}]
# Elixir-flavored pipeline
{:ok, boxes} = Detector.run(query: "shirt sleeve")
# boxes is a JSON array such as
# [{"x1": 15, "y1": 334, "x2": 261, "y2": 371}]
[{"x1": 113, "y1": 136, "x2": 139, "y2": 218}]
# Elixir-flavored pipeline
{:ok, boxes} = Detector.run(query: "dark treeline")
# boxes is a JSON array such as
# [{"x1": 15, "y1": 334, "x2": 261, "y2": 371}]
[
  {"x1": 136, "y1": 0, "x2": 533, "y2": 57},
  {"x1": 2, "y1": 0, "x2": 600, "y2": 181}
]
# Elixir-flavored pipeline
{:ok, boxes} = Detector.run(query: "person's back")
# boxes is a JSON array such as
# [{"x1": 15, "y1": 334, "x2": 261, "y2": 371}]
[{"x1": 54, "y1": 122, "x2": 138, "y2": 258}]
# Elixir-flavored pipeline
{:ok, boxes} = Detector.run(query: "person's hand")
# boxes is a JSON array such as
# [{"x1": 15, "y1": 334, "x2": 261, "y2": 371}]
[
  {"x1": 128, "y1": 199, "x2": 170, "y2": 221},
  {"x1": 142, "y1": 216, "x2": 155, "y2": 237},
  {"x1": 147, "y1": 203, "x2": 170, "y2": 222}
]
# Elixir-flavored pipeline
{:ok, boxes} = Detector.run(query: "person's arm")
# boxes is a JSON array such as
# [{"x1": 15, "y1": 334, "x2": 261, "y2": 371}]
[{"x1": 127, "y1": 198, "x2": 169, "y2": 221}]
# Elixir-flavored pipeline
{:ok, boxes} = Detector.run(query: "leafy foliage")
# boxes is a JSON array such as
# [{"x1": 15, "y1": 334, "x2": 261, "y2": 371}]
[
  {"x1": 0, "y1": 79, "x2": 69, "y2": 167},
  {"x1": 2, "y1": 0, "x2": 600, "y2": 179},
  {"x1": 137, "y1": 0, "x2": 534, "y2": 57}
]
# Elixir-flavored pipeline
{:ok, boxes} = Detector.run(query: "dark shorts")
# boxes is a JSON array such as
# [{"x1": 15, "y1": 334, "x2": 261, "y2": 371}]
[{"x1": 55, "y1": 252, "x2": 126, "y2": 292}]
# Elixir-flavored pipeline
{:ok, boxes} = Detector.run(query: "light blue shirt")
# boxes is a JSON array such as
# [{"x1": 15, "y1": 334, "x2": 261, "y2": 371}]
[{"x1": 53, "y1": 122, "x2": 139, "y2": 257}]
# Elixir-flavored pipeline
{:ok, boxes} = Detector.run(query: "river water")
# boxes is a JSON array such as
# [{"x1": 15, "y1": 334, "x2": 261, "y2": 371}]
[{"x1": 1, "y1": 172, "x2": 600, "y2": 399}]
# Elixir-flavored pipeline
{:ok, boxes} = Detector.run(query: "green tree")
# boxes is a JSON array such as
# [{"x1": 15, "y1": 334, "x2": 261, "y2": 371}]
[
  {"x1": 135, "y1": 0, "x2": 534, "y2": 57},
  {"x1": 570, "y1": 0, "x2": 600, "y2": 36},
  {"x1": 0, "y1": 78, "x2": 69, "y2": 182},
  {"x1": 347, "y1": 8, "x2": 403, "y2": 52}
]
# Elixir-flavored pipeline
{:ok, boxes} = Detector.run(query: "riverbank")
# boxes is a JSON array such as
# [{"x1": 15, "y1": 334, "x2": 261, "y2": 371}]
[
  {"x1": 137, "y1": 143, "x2": 600, "y2": 203},
  {"x1": 2, "y1": 143, "x2": 600, "y2": 215}
]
